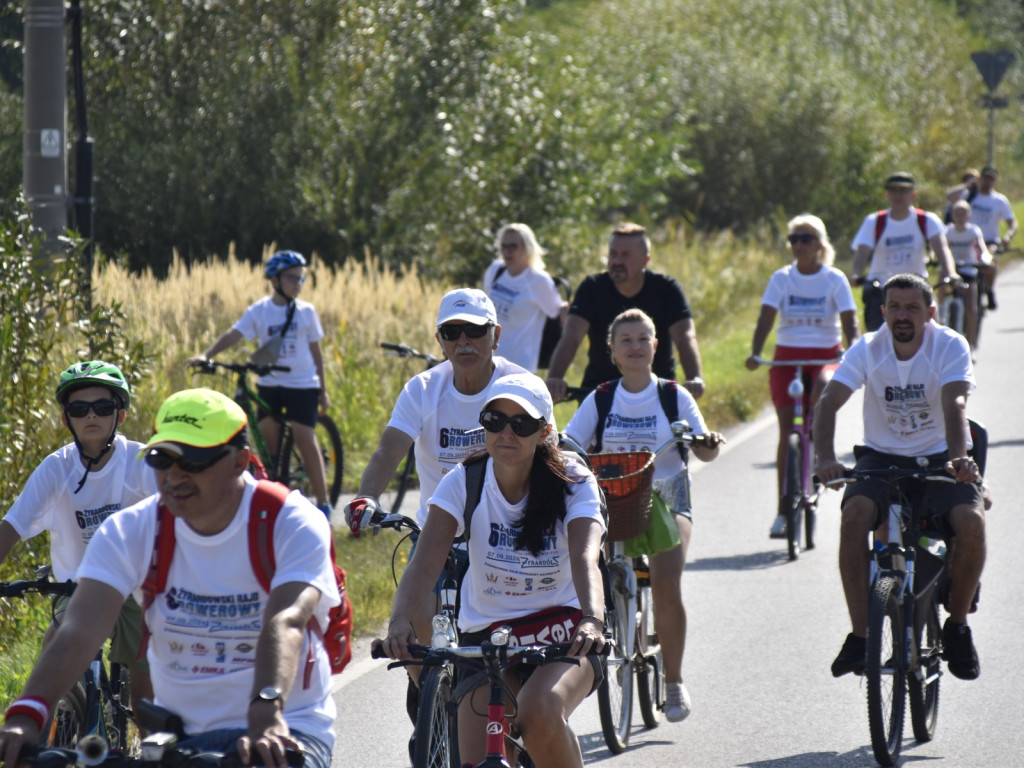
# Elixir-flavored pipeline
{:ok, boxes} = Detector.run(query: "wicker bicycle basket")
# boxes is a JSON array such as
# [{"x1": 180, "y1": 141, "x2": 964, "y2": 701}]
[{"x1": 588, "y1": 450, "x2": 655, "y2": 542}]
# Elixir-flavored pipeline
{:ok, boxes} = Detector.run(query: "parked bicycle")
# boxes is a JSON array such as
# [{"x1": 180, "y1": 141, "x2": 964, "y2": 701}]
[
  {"x1": 377, "y1": 342, "x2": 444, "y2": 514},
  {"x1": 562, "y1": 420, "x2": 713, "y2": 754},
  {"x1": 751, "y1": 356, "x2": 840, "y2": 560},
  {"x1": 190, "y1": 360, "x2": 343, "y2": 505},
  {"x1": 0, "y1": 567, "x2": 139, "y2": 755}
]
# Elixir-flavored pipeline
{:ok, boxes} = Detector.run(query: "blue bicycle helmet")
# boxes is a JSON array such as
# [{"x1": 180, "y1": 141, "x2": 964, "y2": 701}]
[{"x1": 264, "y1": 250, "x2": 307, "y2": 278}]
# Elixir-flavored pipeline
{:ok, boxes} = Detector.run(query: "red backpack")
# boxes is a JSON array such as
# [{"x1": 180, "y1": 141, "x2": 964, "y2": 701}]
[
  {"x1": 874, "y1": 208, "x2": 928, "y2": 245},
  {"x1": 139, "y1": 480, "x2": 353, "y2": 680}
]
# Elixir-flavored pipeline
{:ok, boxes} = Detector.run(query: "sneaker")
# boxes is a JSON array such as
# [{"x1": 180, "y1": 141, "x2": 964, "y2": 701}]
[
  {"x1": 942, "y1": 619, "x2": 980, "y2": 680},
  {"x1": 831, "y1": 633, "x2": 866, "y2": 677},
  {"x1": 664, "y1": 682, "x2": 692, "y2": 722},
  {"x1": 986, "y1": 291, "x2": 997, "y2": 310},
  {"x1": 770, "y1": 514, "x2": 788, "y2": 539}
]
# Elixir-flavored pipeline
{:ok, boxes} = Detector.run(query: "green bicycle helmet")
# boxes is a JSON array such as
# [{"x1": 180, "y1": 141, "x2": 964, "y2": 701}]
[{"x1": 56, "y1": 361, "x2": 131, "y2": 409}]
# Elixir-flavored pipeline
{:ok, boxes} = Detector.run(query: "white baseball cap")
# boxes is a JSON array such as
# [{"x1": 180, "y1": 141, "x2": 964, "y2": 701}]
[
  {"x1": 436, "y1": 288, "x2": 498, "y2": 327},
  {"x1": 483, "y1": 373, "x2": 554, "y2": 427}
]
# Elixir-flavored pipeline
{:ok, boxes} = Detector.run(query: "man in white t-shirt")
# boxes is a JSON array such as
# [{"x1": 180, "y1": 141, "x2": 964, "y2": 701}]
[
  {"x1": 968, "y1": 166, "x2": 1016, "y2": 310},
  {"x1": 0, "y1": 389, "x2": 340, "y2": 768},
  {"x1": 814, "y1": 274, "x2": 986, "y2": 683},
  {"x1": 851, "y1": 172, "x2": 959, "y2": 331}
]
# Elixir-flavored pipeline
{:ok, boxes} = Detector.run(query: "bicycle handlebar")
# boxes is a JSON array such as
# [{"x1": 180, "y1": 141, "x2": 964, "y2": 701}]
[
  {"x1": 380, "y1": 342, "x2": 443, "y2": 368},
  {"x1": 191, "y1": 360, "x2": 291, "y2": 377},
  {"x1": 814, "y1": 465, "x2": 959, "y2": 486},
  {"x1": 16, "y1": 742, "x2": 303, "y2": 768},
  {"x1": 366, "y1": 510, "x2": 421, "y2": 536},
  {"x1": 372, "y1": 639, "x2": 610, "y2": 665},
  {"x1": 0, "y1": 573, "x2": 76, "y2": 599}
]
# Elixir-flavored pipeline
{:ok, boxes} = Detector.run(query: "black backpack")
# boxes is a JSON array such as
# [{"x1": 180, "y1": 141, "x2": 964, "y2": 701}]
[
  {"x1": 592, "y1": 378, "x2": 689, "y2": 462},
  {"x1": 493, "y1": 267, "x2": 572, "y2": 370}
]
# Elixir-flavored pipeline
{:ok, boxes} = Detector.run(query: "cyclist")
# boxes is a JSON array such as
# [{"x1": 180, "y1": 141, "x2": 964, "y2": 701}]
[
  {"x1": 564, "y1": 309, "x2": 724, "y2": 723},
  {"x1": 0, "y1": 360, "x2": 156, "y2": 705},
  {"x1": 0, "y1": 388, "x2": 340, "y2": 768},
  {"x1": 942, "y1": 199, "x2": 990, "y2": 350},
  {"x1": 814, "y1": 273, "x2": 985, "y2": 682},
  {"x1": 850, "y1": 172, "x2": 959, "y2": 331},
  {"x1": 966, "y1": 166, "x2": 1016, "y2": 310},
  {"x1": 377, "y1": 373, "x2": 606, "y2": 768},
  {"x1": 187, "y1": 250, "x2": 332, "y2": 518},
  {"x1": 745, "y1": 214, "x2": 858, "y2": 538}
]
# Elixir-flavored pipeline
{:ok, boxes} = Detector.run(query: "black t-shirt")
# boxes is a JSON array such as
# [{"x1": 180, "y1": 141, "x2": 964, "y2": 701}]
[{"x1": 569, "y1": 270, "x2": 692, "y2": 388}]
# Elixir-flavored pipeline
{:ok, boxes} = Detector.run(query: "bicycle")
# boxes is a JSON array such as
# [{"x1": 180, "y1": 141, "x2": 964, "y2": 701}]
[
  {"x1": 751, "y1": 355, "x2": 841, "y2": 560},
  {"x1": 190, "y1": 360, "x2": 343, "y2": 506},
  {"x1": 376, "y1": 342, "x2": 444, "y2": 514},
  {"x1": 0, "y1": 567, "x2": 139, "y2": 755},
  {"x1": 562, "y1": 421, "x2": 713, "y2": 754},
  {"x1": 373, "y1": 634, "x2": 607, "y2": 768}
]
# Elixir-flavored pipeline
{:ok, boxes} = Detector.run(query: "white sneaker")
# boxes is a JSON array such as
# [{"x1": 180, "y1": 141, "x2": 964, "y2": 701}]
[
  {"x1": 664, "y1": 682, "x2": 692, "y2": 722},
  {"x1": 770, "y1": 514, "x2": 787, "y2": 539}
]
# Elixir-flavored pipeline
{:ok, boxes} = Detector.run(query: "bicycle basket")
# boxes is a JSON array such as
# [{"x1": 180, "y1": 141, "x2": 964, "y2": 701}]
[{"x1": 588, "y1": 451, "x2": 655, "y2": 541}]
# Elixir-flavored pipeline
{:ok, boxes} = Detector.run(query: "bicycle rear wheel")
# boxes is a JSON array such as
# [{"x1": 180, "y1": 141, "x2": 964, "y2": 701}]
[
  {"x1": 380, "y1": 446, "x2": 416, "y2": 515},
  {"x1": 282, "y1": 414, "x2": 344, "y2": 506},
  {"x1": 783, "y1": 433, "x2": 803, "y2": 561},
  {"x1": 866, "y1": 575, "x2": 906, "y2": 766},
  {"x1": 635, "y1": 581, "x2": 663, "y2": 728},
  {"x1": 597, "y1": 563, "x2": 634, "y2": 754},
  {"x1": 42, "y1": 682, "x2": 86, "y2": 748},
  {"x1": 412, "y1": 665, "x2": 459, "y2": 768},
  {"x1": 908, "y1": 600, "x2": 941, "y2": 742}
]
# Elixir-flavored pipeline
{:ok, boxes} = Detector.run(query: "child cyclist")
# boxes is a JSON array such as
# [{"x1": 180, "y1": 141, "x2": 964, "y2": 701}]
[
  {"x1": 0, "y1": 360, "x2": 156, "y2": 703},
  {"x1": 187, "y1": 250, "x2": 333, "y2": 518}
]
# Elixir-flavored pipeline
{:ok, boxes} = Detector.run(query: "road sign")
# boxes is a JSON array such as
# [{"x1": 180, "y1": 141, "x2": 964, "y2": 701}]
[{"x1": 971, "y1": 51, "x2": 1015, "y2": 93}]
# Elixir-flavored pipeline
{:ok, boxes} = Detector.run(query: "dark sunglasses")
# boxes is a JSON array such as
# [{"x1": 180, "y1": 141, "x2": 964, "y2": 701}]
[
  {"x1": 787, "y1": 233, "x2": 819, "y2": 245},
  {"x1": 438, "y1": 322, "x2": 493, "y2": 341},
  {"x1": 65, "y1": 400, "x2": 119, "y2": 418},
  {"x1": 479, "y1": 409, "x2": 546, "y2": 437},
  {"x1": 144, "y1": 448, "x2": 230, "y2": 474}
]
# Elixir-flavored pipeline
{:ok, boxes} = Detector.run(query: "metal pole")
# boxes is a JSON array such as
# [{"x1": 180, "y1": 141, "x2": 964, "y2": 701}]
[
  {"x1": 987, "y1": 104, "x2": 995, "y2": 168},
  {"x1": 23, "y1": 0, "x2": 68, "y2": 267}
]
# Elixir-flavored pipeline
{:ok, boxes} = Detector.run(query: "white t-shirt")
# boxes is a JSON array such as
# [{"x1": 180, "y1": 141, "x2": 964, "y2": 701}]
[
  {"x1": 968, "y1": 190, "x2": 1014, "y2": 243},
  {"x1": 428, "y1": 457, "x2": 605, "y2": 633},
  {"x1": 483, "y1": 261, "x2": 563, "y2": 373},
  {"x1": 3, "y1": 435, "x2": 157, "y2": 581},
  {"x1": 564, "y1": 377, "x2": 708, "y2": 480},
  {"x1": 759, "y1": 264, "x2": 857, "y2": 347},
  {"x1": 76, "y1": 473, "x2": 340, "y2": 746},
  {"x1": 387, "y1": 357, "x2": 534, "y2": 525},
  {"x1": 233, "y1": 297, "x2": 325, "y2": 388},
  {"x1": 852, "y1": 209, "x2": 944, "y2": 280},
  {"x1": 944, "y1": 223, "x2": 987, "y2": 269},
  {"x1": 832, "y1": 322, "x2": 975, "y2": 456}
]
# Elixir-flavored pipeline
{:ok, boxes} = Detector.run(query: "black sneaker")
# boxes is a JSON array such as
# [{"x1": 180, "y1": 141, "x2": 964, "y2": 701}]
[
  {"x1": 942, "y1": 619, "x2": 980, "y2": 680},
  {"x1": 831, "y1": 633, "x2": 866, "y2": 677}
]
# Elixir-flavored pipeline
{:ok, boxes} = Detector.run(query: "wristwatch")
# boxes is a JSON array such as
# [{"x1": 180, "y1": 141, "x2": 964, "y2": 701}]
[{"x1": 251, "y1": 686, "x2": 284, "y2": 707}]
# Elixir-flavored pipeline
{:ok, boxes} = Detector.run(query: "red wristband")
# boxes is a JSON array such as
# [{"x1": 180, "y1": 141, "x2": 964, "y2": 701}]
[{"x1": 4, "y1": 696, "x2": 50, "y2": 730}]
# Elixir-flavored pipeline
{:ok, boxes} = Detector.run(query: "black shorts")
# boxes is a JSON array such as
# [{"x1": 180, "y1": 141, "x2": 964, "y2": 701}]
[
  {"x1": 256, "y1": 385, "x2": 320, "y2": 427},
  {"x1": 842, "y1": 447, "x2": 984, "y2": 535}
]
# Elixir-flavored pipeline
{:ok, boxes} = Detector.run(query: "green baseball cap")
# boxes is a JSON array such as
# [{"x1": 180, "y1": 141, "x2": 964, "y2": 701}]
[{"x1": 143, "y1": 388, "x2": 247, "y2": 461}]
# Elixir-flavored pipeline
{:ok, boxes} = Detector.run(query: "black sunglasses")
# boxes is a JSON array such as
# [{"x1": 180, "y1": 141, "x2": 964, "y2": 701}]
[
  {"x1": 479, "y1": 409, "x2": 546, "y2": 437},
  {"x1": 144, "y1": 448, "x2": 230, "y2": 474},
  {"x1": 65, "y1": 400, "x2": 119, "y2": 418},
  {"x1": 438, "y1": 322, "x2": 493, "y2": 341},
  {"x1": 787, "y1": 233, "x2": 819, "y2": 245}
]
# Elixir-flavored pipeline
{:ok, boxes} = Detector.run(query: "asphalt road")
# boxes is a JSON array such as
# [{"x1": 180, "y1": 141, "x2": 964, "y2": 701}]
[{"x1": 330, "y1": 262, "x2": 1024, "y2": 767}]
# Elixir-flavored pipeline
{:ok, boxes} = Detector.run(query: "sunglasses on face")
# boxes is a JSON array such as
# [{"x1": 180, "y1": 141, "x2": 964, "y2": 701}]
[
  {"x1": 144, "y1": 448, "x2": 230, "y2": 474},
  {"x1": 438, "y1": 322, "x2": 492, "y2": 341},
  {"x1": 479, "y1": 409, "x2": 546, "y2": 437},
  {"x1": 279, "y1": 274, "x2": 306, "y2": 285},
  {"x1": 787, "y1": 233, "x2": 819, "y2": 245},
  {"x1": 65, "y1": 400, "x2": 119, "y2": 418}
]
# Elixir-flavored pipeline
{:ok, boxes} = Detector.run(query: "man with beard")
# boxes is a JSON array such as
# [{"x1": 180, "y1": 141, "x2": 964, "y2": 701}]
[
  {"x1": 814, "y1": 273, "x2": 986, "y2": 682},
  {"x1": 544, "y1": 222, "x2": 705, "y2": 403}
]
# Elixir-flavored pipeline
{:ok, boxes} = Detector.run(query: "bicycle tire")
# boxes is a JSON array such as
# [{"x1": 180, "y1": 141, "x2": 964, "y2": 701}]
[
  {"x1": 908, "y1": 600, "x2": 941, "y2": 742},
  {"x1": 281, "y1": 414, "x2": 344, "y2": 506},
  {"x1": 635, "y1": 583, "x2": 663, "y2": 728},
  {"x1": 380, "y1": 446, "x2": 416, "y2": 515},
  {"x1": 412, "y1": 665, "x2": 459, "y2": 768},
  {"x1": 866, "y1": 575, "x2": 906, "y2": 767},
  {"x1": 947, "y1": 298, "x2": 963, "y2": 337},
  {"x1": 42, "y1": 682, "x2": 87, "y2": 748},
  {"x1": 974, "y1": 274, "x2": 987, "y2": 349},
  {"x1": 597, "y1": 564, "x2": 634, "y2": 754},
  {"x1": 783, "y1": 433, "x2": 803, "y2": 561}
]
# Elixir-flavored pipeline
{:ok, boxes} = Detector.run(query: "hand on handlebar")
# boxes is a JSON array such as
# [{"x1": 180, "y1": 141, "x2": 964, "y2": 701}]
[
  {"x1": 946, "y1": 456, "x2": 981, "y2": 484},
  {"x1": 1, "y1": 719, "x2": 40, "y2": 768},
  {"x1": 813, "y1": 459, "x2": 846, "y2": 487},
  {"x1": 186, "y1": 354, "x2": 211, "y2": 368},
  {"x1": 698, "y1": 431, "x2": 726, "y2": 449},
  {"x1": 545, "y1": 377, "x2": 569, "y2": 404},
  {"x1": 744, "y1": 355, "x2": 761, "y2": 371},
  {"x1": 375, "y1": 616, "x2": 420, "y2": 661},
  {"x1": 238, "y1": 716, "x2": 303, "y2": 768},
  {"x1": 343, "y1": 496, "x2": 381, "y2": 538}
]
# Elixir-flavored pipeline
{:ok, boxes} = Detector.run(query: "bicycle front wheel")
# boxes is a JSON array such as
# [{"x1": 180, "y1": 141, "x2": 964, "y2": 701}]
[
  {"x1": 597, "y1": 563, "x2": 635, "y2": 754},
  {"x1": 908, "y1": 600, "x2": 941, "y2": 742},
  {"x1": 380, "y1": 446, "x2": 416, "y2": 515},
  {"x1": 412, "y1": 665, "x2": 459, "y2": 768},
  {"x1": 635, "y1": 581, "x2": 663, "y2": 729},
  {"x1": 42, "y1": 682, "x2": 87, "y2": 748},
  {"x1": 282, "y1": 414, "x2": 344, "y2": 506},
  {"x1": 866, "y1": 575, "x2": 907, "y2": 767},
  {"x1": 783, "y1": 433, "x2": 803, "y2": 561},
  {"x1": 946, "y1": 298, "x2": 963, "y2": 337}
]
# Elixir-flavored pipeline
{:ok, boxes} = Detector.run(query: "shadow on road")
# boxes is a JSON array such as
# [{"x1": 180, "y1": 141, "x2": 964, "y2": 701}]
[{"x1": 687, "y1": 549, "x2": 793, "y2": 571}]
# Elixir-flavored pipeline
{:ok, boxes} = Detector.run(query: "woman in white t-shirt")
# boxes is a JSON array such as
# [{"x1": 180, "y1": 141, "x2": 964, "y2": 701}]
[
  {"x1": 746, "y1": 214, "x2": 859, "y2": 536},
  {"x1": 564, "y1": 309, "x2": 724, "y2": 723},
  {"x1": 483, "y1": 223, "x2": 566, "y2": 372},
  {"x1": 378, "y1": 374, "x2": 606, "y2": 768}
]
